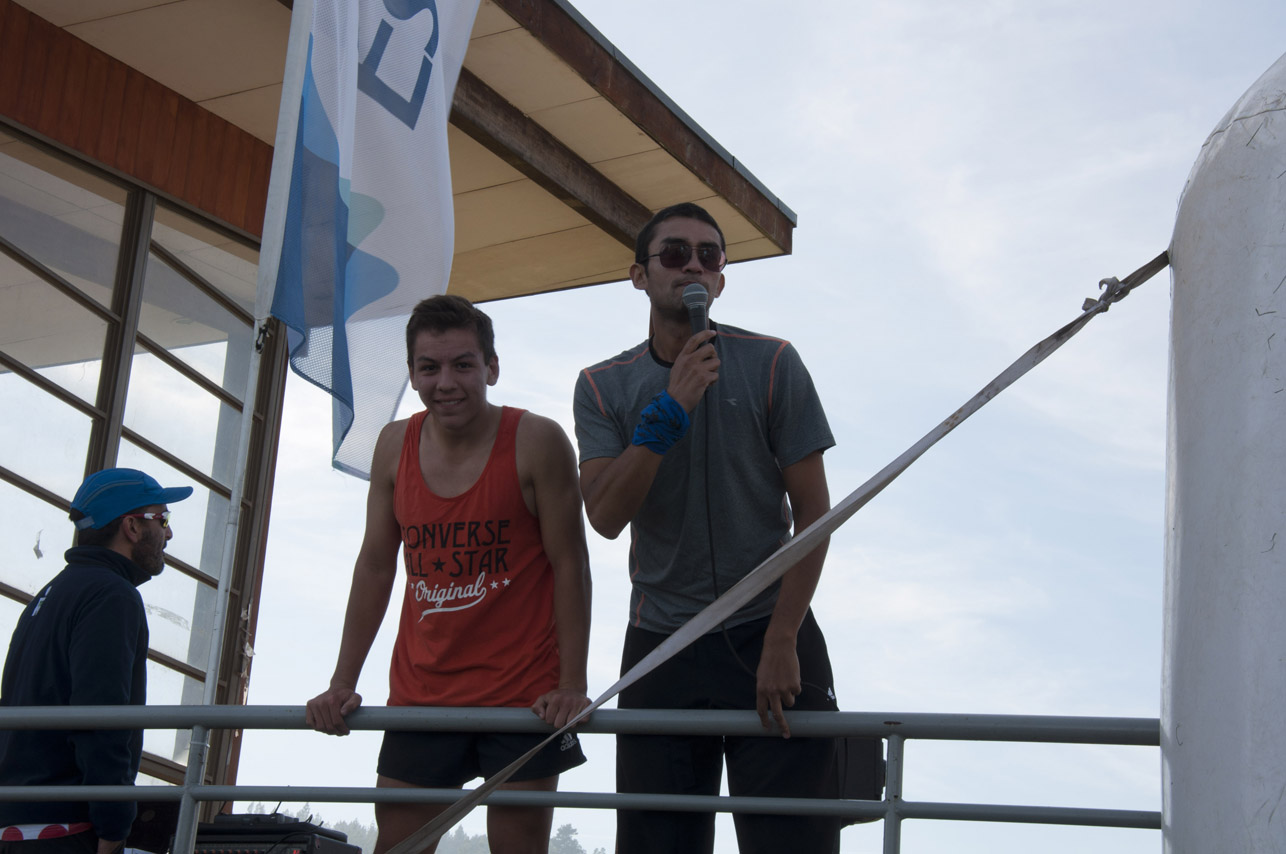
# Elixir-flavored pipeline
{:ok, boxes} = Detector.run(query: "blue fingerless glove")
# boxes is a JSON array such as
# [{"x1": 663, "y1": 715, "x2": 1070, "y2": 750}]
[{"x1": 631, "y1": 390, "x2": 690, "y2": 454}]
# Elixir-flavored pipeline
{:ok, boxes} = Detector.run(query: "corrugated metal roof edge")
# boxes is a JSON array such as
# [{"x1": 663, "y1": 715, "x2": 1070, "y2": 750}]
[{"x1": 547, "y1": 0, "x2": 798, "y2": 227}]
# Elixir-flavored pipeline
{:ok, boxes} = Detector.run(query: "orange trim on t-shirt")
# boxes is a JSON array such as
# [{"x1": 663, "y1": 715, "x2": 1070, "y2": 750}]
[
  {"x1": 580, "y1": 347, "x2": 651, "y2": 415},
  {"x1": 715, "y1": 329, "x2": 789, "y2": 418}
]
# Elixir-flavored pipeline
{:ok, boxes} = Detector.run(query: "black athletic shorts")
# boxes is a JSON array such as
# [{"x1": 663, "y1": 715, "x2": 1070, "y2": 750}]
[
  {"x1": 377, "y1": 727, "x2": 586, "y2": 787},
  {"x1": 616, "y1": 611, "x2": 841, "y2": 854}
]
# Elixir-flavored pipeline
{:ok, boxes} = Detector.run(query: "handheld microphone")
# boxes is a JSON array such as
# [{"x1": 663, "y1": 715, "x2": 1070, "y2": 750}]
[{"x1": 681, "y1": 283, "x2": 709, "y2": 336}]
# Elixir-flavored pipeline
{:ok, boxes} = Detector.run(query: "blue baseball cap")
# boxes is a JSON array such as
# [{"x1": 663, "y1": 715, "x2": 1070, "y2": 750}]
[{"x1": 70, "y1": 468, "x2": 194, "y2": 530}]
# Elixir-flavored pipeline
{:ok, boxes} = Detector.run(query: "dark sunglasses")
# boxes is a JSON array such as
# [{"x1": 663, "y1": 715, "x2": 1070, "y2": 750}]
[{"x1": 642, "y1": 243, "x2": 727, "y2": 272}]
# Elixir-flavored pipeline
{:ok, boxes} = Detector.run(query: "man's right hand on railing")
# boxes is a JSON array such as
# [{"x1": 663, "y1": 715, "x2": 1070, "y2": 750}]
[{"x1": 305, "y1": 684, "x2": 363, "y2": 735}]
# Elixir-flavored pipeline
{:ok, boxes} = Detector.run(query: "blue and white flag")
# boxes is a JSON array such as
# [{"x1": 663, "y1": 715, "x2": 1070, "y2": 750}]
[{"x1": 260, "y1": 0, "x2": 480, "y2": 477}]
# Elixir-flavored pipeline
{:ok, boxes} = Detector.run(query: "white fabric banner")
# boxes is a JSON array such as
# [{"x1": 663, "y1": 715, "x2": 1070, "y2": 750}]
[{"x1": 266, "y1": 0, "x2": 480, "y2": 477}]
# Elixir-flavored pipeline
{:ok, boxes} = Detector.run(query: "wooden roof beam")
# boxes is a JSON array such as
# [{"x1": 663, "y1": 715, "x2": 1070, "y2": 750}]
[
  {"x1": 450, "y1": 67, "x2": 652, "y2": 250},
  {"x1": 491, "y1": 0, "x2": 795, "y2": 254}
]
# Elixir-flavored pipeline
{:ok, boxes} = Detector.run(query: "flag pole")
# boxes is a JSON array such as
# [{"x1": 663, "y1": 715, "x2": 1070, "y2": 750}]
[
  {"x1": 172, "y1": 2, "x2": 317, "y2": 852},
  {"x1": 254, "y1": 0, "x2": 315, "y2": 330}
]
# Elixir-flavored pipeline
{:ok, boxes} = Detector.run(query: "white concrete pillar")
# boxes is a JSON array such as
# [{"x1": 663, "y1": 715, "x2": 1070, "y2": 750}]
[{"x1": 1164, "y1": 52, "x2": 1286, "y2": 852}]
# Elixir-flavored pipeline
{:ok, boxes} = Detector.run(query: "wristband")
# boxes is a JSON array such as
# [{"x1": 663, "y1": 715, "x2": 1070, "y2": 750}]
[{"x1": 631, "y1": 390, "x2": 690, "y2": 455}]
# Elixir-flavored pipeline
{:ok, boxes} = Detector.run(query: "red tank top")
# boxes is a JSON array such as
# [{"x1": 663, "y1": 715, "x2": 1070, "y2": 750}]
[{"x1": 389, "y1": 406, "x2": 559, "y2": 707}]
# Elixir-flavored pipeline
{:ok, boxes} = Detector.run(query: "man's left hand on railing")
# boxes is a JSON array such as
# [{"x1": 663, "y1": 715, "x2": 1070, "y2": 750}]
[
  {"x1": 755, "y1": 635, "x2": 801, "y2": 739},
  {"x1": 531, "y1": 687, "x2": 591, "y2": 729}
]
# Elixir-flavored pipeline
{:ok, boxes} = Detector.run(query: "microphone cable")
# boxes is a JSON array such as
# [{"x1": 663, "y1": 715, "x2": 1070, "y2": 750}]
[
  {"x1": 698, "y1": 383, "x2": 758, "y2": 682},
  {"x1": 697, "y1": 346, "x2": 827, "y2": 699}
]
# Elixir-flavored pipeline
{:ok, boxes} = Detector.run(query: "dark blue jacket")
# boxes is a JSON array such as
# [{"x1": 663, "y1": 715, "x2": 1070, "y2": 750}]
[{"x1": 0, "y1": 546, "x2": 150, "y2": 841}]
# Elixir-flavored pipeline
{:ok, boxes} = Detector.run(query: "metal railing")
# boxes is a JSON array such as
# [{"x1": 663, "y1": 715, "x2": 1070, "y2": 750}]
[{"x1": 0, "y1": 705, "x2": 1161, "y2": 854}]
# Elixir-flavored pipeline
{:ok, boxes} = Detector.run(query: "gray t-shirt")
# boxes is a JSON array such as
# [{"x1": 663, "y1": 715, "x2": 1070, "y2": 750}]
[{"x1": 573, "y1": 323, "x2": 834, "y2": 633}]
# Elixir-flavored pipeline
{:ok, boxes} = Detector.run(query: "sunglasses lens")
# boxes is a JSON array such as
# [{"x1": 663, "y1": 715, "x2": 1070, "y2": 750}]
[
  {"x1": 654, "y1": 244, "x2": 725, "y2": 271},
  {"x1": 696, "y1": 246, "x2": 725, "y2": 271},
  {"x1": 657, "y1": 245, "x2": 691, "y2": 269}
]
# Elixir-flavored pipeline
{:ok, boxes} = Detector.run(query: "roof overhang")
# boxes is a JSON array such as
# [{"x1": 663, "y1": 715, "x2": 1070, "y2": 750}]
[{"x1": 10, "y1": 0, "x2": 795, "y2": 302}]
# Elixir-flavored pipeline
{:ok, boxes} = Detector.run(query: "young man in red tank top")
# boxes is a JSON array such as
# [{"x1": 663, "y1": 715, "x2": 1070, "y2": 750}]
[{"x1": 306, "y1": 296, "x2": 592, "y2": 854}]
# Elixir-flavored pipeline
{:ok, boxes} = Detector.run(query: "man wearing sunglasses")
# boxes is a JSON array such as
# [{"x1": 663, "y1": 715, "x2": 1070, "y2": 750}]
[
  {"x1": 574, "y1": 203, "x2": 841, "y2": 852},
  {"x1": 0, "y1": 468, "x2": 192, "y2": 854}
]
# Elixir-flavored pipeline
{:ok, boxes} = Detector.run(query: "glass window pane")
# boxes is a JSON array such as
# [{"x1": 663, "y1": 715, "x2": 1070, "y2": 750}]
[
  {"x1": 124, "y1": 348, "x2": 243, "y2": 487},
  {"x1": 143, "y1": 659, "x2": 199, "y2": 764},
  {"x1": 139, "y1": 251, "x2": 253, "y2": 400},
  {"x1": 0, "y1": 255, "x2": 107, "y2": 403},
  {"x1": 136, "y1": 774, "x2": 178, "y2": 788},
  {"x1": 0, "y1": 135, "x2": 128, "y2": 309},
  {"x1": 0, "y1": 478, "x2": 77, "y2": 600},
  {"x1": 143, "y1": 554, "x2": 215, "y2": 673},
  {"x1": 115, "y1": 440, "x2": 228, "y2": 582},
  {"x1": 0, "y1": 594, "x2": 27, "y2": 659},
  {"x1": 0, "y1": 372, "x2": 93, "y2": 499},
  {"x1": 152, "y1": 205, "x2": 259, "y2": 316}
]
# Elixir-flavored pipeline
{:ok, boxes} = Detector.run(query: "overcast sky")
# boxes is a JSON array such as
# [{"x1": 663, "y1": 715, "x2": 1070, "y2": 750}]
[{"x1": 238, "y1": 1, "x2": 1286, "y2": 851}]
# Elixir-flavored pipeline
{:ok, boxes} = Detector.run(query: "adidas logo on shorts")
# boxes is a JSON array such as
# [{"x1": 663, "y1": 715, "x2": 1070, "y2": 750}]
[{"x1": 559, "y1": 732, "x2": 578, "y2": 752}]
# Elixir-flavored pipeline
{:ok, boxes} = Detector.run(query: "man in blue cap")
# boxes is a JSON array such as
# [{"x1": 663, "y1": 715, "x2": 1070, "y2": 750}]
[{"x1": 0, "y1": 468, "x2": 192, "y2": 854}]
